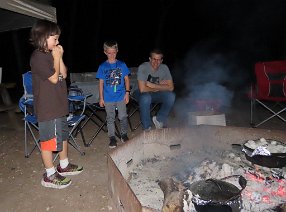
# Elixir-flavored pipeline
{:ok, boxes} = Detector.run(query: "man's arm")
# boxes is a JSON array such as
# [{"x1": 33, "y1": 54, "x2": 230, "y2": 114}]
[
  {"x1": 146, "y1": 80, "x2": 174, "y2": 91},
  {"x1": 138, "y1": 80, "x2": 157, "y2": 93},
  {"x1": 138, "y1": 79, "x2": 174, "y2": 93}
]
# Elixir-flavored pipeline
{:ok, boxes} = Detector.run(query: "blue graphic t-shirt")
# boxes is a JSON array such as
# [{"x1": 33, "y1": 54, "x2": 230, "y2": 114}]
[{"x1": 96, "y1": 60, "x2": 130, "y2": 102}]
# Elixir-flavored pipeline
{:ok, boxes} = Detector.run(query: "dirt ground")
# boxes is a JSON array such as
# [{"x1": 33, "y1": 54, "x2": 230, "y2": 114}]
[{"x1": 1, "y1": 90, "x2": 286, "y2": 212}]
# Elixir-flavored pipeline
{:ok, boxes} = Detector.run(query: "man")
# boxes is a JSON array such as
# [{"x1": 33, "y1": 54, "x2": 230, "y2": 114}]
[{"x1": 135, "y1": 49, "x2": 175, "y2": 130}]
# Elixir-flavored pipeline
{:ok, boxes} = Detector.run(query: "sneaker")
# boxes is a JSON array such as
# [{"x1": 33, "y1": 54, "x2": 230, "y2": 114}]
[
  {"x1": 109, "y1": 136, "x2": 117, "y2": 148},
  {"x1": 57, "y1": 163, "x2": 83, "y2": 176},
  {"x1": 152, "y1": 116, "x2": 163, "y2": 129},
  {"x1": 121, "y1": 134, "x2": 129, "y2": 143},
  {"x1": 41, "y1": 172, "x2": 71, "y2": 189},
  {"x1": 144, "y1": 126, "x2": 152, "y2": 132}
]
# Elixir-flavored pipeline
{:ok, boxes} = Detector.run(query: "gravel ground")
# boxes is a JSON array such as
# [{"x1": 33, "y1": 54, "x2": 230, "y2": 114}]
[{"x1": 1, "y1": 90, "x2": 286, "y2": 211}]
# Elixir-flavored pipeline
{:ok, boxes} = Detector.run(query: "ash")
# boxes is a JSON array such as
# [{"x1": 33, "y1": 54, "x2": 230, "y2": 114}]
[
  {"x1": 127, "y1": 153, "x2": 194, "y2": 210},
  {"x1": 127, "y1": 148, "x2": 286, "y2": 211}
]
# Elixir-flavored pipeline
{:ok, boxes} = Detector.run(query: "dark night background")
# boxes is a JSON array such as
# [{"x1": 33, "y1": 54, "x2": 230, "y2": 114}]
[{"x1": 1, "y1": 0, "x2": 286, "y2": 101}]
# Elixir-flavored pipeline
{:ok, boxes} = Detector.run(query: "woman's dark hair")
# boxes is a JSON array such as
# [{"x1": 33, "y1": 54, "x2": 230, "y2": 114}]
[{"x1": 30, "y1": 19, "x2": 61, "y2": 52}]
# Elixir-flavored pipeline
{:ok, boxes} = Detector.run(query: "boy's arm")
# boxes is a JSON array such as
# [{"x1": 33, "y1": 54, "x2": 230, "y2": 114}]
[
  {"x1": 98, "y1": 79, "x2": 104, "y2": 107},
  {"x1": 124, "y1": 75, "x2": 130, "y2": 104},
  {"x1": 124, "y1": 75, "x2": 130, "y2": 92},
  {"x1": 49, "y1": 45, "x2": 65, "y2": 84},
  {"x1": 60, "y1": 58, "x2": 67, "y2": 79}
]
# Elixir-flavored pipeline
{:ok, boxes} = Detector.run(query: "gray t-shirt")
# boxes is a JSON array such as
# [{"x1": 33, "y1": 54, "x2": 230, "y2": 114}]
[{"x1": 137, "y1": 62, "x2": 173, "y2": 84}]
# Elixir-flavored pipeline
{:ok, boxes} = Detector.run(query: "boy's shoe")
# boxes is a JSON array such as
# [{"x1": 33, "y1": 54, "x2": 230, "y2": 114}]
[
  {"x1": 109, "y1": 136, "x2": 117, "y2": 148},
  {"x1": 121, "y1": 134, "x2": 129, "y2": 143},
  {"x1": 57, "y1": 163, "x2": 83, "y2": 176},
  {"x1": 41, "y1": 172, "x2": 71, "y2": 189},
  {"x1": 152, "y1": 116, "x2": 163, "y2": 129}
]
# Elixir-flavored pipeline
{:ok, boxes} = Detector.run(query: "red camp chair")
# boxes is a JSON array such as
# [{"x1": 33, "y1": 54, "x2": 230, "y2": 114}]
[{"x1": 250, "y1": 60, "x2": 286, "y2": 127}]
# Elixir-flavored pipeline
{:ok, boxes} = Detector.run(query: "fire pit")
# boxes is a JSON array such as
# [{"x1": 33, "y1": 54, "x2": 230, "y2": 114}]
[{"x1": 107, "y1": 126, "x2": 286, "y2": 212}]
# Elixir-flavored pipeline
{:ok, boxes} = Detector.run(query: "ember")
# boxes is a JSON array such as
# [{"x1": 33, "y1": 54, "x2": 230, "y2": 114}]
[
  {"x1": 128, "y1": 148, "x2": 286, "y2": 211},
  {"x1": 183, "y1": 156, "x2": 286, "y2": 211},
  {"x1": 107, "y1": 126, "x2": 286, "y2": 212}
]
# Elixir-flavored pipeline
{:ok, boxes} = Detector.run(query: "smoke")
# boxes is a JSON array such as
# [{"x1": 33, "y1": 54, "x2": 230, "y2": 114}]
[{"x1": 173, "y1": 47, "x2": 246, "y2": 121}]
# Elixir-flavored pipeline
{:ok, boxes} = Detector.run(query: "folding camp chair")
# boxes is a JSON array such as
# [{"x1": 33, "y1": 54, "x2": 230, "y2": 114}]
[
  {"x1": 84, "y1": 103, "x2": 122, "y2": 146},
  {"x1": 67, "y1": 88, "x2": 92, "y2": 149},
  {"x1": 128, "y1": 91, "x2": 160, "y2": 131},
  {"x1": 68, "y1": 85, "x2": 92, "y2": 116},
  {"x1": 19, "y1": 71, "x2": 87, "y2": 158},
  {"x1": 67, "y1": 86, "x2": 106, "y2": 147},
  {"x1": 19, "y1": 71, "x2": 39, "y2": 157},
  {"x1": 19, "y1": 96, "x2": 40, "y2": 158},
  {"x1": 80, "y1": 102, "x2": 107, "y2": 146},
  {"x1": 250, "y1": 60, "x2": 286, "y2": 127}
]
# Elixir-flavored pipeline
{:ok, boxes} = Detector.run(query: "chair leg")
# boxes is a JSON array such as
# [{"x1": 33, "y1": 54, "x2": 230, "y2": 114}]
[
  {"x1": 87, "y1": 121, "x2": 106, "y2": 146},
  {"x1": 87, "y1": 114, "x2": 107, "y2": 132},
  {"x1": 82, "y1": 105, "x2": 108, "y2": 132},
  {"x1": 251, "y1": 99, "x2": 286, "y2": 128},
  {"x1": 250, "y1": 98, "x2": 255, "y2": 127},
  {"x1": 79, "y1": 124, "x2": 87, "y2": 147},
  {"x1": 87, "y1": 118, "x2": 120, "y2": 147},
  {"x1": 24, "y1": 121, "x2": 28, "y2": 158},
  {"x1": 256, "y1": 102, "x2": 286, "y2": 127},
  {"x1": 66, "y1": 115, "x2": 86, "y2": 155},
  {"x1": 128, "y1": 103, "x2": 160, "y2": 131},
  {"x1": 25, "y1": 122, "x2": 41, "y2": 158},
  {"x1": 68, "y1": 135, "x2": 85, "y2": 156},
  {"x1": 133, "y1": 121, "x2": 142, "y2": 131},
  {"x1": 73, "y1": 121, "x2": 88, "y2": 148},
  {"x1": 127, "y1": 103, "x2": 139, "y2": 131}
]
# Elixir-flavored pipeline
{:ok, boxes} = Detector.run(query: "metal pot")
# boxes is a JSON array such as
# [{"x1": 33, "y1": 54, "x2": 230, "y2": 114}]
[
  {"x1": 242, "y1": 139, "x2": 286, "y2": 168},
  {"x1": 189, "y1": 175, "x2": 247, "y2": 212}
]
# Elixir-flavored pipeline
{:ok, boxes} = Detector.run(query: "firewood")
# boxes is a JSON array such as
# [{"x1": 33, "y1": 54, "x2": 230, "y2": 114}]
[{"x1": 158, "y1": 177, "x2": 185, "y2": 212}]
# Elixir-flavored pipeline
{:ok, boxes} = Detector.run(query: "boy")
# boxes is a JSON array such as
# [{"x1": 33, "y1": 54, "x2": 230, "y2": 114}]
[
  {"x1": 96, "y1": 40, "x2": 130, "y2": 148},
  {"x1": 30, "y1": 19, "x2": 83, "y2": 189}
]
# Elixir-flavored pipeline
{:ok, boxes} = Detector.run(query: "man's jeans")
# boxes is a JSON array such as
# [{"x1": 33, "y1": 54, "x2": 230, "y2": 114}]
[{"x1": 134, "y1": 90, "x2": 176, "y2": 130}]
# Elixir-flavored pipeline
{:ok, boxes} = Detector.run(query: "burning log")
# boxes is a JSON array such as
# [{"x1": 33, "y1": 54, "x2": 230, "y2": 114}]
[{"x1": 158, "y1": 177, "x2": 185, "y2": 212}]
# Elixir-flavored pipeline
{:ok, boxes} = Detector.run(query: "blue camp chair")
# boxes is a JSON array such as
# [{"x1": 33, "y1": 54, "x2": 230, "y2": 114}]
[
  {"x1": 19, "y1": 71, "x2": 87, "y2": 158},
  {"x1": 19, "y1": 71, "x2": 39, "y2": 157},
  {"x1": 19, "y1": 96, "x2": 40, "y2": 158}
]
